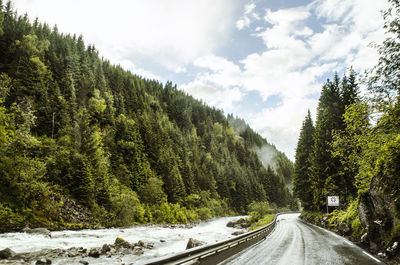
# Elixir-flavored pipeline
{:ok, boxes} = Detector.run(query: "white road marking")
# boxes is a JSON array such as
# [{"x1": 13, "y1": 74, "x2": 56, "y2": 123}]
[{"x1": 363, "y1": 250, "x2": 383, "y2": 263}]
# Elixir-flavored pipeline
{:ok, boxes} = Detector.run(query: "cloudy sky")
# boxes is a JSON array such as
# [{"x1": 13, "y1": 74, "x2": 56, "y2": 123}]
[{"x1": 12, "y1": 0, "x2": 390, "y2": 160}]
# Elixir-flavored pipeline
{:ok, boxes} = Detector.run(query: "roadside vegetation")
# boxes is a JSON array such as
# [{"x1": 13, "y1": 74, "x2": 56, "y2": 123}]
[
  {"x1": 246, "y1": 201, "x2": 281, "y2": 231},
  {"x1": 293, "y1": 0, "x2": 400, "y2": 263}
]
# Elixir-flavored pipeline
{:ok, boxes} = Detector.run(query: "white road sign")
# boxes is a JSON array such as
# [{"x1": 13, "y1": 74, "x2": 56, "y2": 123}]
[{"x1": 327, "y1": 196, "x2": 339, "y2": 207}]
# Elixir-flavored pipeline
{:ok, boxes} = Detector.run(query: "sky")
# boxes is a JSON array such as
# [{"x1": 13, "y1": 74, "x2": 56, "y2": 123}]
[{"x1": 11, "y1": 0, "x2": 390, "y2": 160}]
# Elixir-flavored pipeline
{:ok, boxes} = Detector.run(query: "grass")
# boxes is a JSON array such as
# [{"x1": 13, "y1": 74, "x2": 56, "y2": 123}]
[{"x1": 249, "y1": 214, "x2": 276, "y2": 231}]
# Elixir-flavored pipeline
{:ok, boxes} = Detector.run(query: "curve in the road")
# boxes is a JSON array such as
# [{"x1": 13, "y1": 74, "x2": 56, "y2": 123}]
[{"x1": 220, "y1": 213, "x2": 386, "y2": 265}]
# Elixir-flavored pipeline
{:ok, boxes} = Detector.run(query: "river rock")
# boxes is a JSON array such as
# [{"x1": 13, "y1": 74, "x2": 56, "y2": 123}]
[
  {"x1": 67, "y1": 247, "x2": 81, "y2": 257},
  {"x1": 0, "y1": 248, "x2": 16, "y2": 259},
  {"x1": 146, "y1": 243, "x2": 154, "y2": 249},
  {"x1": 101, "y1": 244, "x2": 112, "y2": 254},
  {"x1": 79, "y1": 261, "x2": 89, "y2": 265},
  {"x1": 88, "y1": 248, "x2": 101, "y2": 258},
  {"x1": 232, "y1": 231, "x2": 245, "y2": 236},
  {"x1": 36, "y1": 257, "x2": 52, "y2": 264},
  {"x1": 137, "y1": 240, "x2": 145, "y2": 247},
  {"x1": 115, "y1": 237, "x2": 131, "y2": 248},
  {"x1": 186, "y1": 238, "x2": 205, "y2": 249},
  {"x1": 227, "y1": 218, "x2": 250, "y2": 229},
  {"x1": 25, "y1": 228, "x2": 51, "y2": 237}
]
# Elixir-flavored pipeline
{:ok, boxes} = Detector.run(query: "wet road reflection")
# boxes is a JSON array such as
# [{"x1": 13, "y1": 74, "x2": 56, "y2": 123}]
[{"x1": 221, "y1": 213, "x2": 385, "y2": 265}]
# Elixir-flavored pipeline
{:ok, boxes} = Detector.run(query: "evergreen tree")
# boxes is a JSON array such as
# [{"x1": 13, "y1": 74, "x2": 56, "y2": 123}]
[
  {"x1": 0, "y1": 3, "x2": 295, "y2": 228},
  {"x1": 293, "y1": 110, "x2": 314, "y2": 210},
  {"x1": 310, "y1": 77, "x2": 343, "y2": 210}
]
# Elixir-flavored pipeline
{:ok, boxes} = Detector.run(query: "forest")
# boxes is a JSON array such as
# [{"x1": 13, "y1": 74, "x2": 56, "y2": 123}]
[
  {"x1": 293, "y1": 0, "x2": 400, "y2": 259},
  {"x1": 0, "y1": 1, "x2": 294, "y2": 231}
]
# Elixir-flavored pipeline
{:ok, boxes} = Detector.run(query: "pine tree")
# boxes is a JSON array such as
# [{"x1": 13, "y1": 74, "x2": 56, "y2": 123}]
[
  {"x1": 293, "y1": 110, "x2": 314, "y2": 210},
  {"x1": 310, "y1": 77, "x2": 343, "y2": 211}
]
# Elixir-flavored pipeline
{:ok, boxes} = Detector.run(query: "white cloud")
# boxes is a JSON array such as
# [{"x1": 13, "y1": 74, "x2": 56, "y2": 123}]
[
  {"x1": 260, "y1": 7, "x2": 311, "y2": 49},
  {"x1": 249, "y1": 97, "x2": 318, "y2": 157},
  {"x1": 12, "y1": 0, "x2": 240, "y2": 71},
  {"x1": 117, "y1": 60, "x2": 162, "y2": 81},
  {"x1": 236, "y1": 2, "x2": 260, "y2": 30},
  {"x1": 12, "y1": 0, "x2": 389, "y2": 160},
  {"x1": 180, "y1": 80, "x2": 244, "y2": 113},
  {"x1": 182, "y1": 0, "x2": 389, "y2": 160},
  {"x1": 180, "y1": 55, "x2": 244, "y2": 112}
]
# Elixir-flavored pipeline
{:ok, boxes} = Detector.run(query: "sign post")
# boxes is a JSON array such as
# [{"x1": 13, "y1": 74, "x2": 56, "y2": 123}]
[{"x1": 327, "y1": 196, "x2": 339, "y2": 213}]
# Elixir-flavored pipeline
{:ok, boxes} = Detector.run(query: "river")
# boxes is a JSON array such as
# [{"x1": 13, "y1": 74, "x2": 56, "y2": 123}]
[{"x1": 0, "y1": 216, "x2": 246, "y2": 264}]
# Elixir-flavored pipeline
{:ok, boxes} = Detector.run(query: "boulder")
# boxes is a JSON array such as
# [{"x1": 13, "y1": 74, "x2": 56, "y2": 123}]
[
  {"x1": 115, "y1": 237, "x2": 131, "y2": 248},
  {"x1": 88, "y1": 248, "x2": 101, "y2": 258},
  {"x1": 0, "y1": 248, "x2": 16, "y2": 259},
  {"x1": 25, "y1": 228, "x2": 51, "y2": 237},
  {"x1": 137, "y1": 240, "x2": 145, "y2": 247},
  {"x1": 227, "y1": 218, "x2": 250, "y2": 229},
  {"x1": 186, "y1": 238, "x2": 205, "y2": 250},
  {"x1": 226, "y1": 221, "x2": 235, "y2": 228},
  {"x1": 101, "y1": 244, "x2": 112, "y2": 254},
  {"x1": 79, "y1": 261, "x2": 89, "y2": 265},
  {"x1": 358, "y1": 175, "x2": 397, "y2": 252},
  {"x1": 146, "y1": 243, "x2": 154, "y2": 249},
  {"x1": 66, "y1": 247, "x2": 80, "y2": 257},
  {"x1": 35, "y1": 257, "x2": 52, "y2": 264},
  {"x1": 232, "y1": 231, "x2": 245, "y2": 236}
]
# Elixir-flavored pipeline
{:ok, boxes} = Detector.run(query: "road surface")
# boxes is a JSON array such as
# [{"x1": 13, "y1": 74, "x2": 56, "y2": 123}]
[{"x1": 220, "y1": 213, "x2": 385, "y2": 265}]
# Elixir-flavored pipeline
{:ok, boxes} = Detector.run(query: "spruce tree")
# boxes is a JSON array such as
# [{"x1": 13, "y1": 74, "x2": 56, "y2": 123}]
[
  {"x1": 310, "y1": 77, "x2": 343, "y2": 211},
  {"x1": 293, "y1": 110, "x2": 314, "y2": 210}
]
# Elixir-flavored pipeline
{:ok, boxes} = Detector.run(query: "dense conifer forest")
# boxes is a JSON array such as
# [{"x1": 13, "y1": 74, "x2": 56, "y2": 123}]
[
  {"x1": 293, "y1": 0, "x2": 400, "y2": 260},
  {"x1": 0, "y1": 1, "x2": 294, "y2": 231}
]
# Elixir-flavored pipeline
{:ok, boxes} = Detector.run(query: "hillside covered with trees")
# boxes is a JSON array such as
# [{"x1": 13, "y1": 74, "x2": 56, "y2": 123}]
[
  {"x1": 293, "y1": 0, "x2": 400, "y2": 262},
  {"x1": 0, "y1": 1, "x2": 294, "y2": 231}
]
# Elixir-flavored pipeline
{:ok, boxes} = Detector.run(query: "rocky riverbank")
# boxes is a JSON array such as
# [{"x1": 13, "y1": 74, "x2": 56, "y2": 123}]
[
  {"x1": 0, "y1": 216, "x2": 246, "y2": 264},
  {"x1": 0, "y1": 237, "x2": 153, "y2": 264}
]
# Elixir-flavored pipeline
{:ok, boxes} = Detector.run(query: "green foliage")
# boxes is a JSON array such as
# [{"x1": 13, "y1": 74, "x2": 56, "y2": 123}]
[
  {"x1": 329, "y1": 199, "x2": 363, "y2": 236},
  {"x1": 293, "y1": 110, "x2": 314, "y2": 210},
  {"x1": 151, "y1": 202, "x2": 198, "y2": 224},
  {"x1": 295, "y1": 1, "x2": 400, "y2": 252},
  {"x1": 376, "y1": 134, "x2": 400, "y2": 210},
  {"x1": 249, "y1": 214, "x2": 275, "y2": 231},
  {"x1": 0, "y1": 203, "x2": 25, "y2": 232},
  {"x1": 366, "y1": 0, "x2": 400, "y2": 108},
  {"x1": 138, "y1": 177, "x2": 167, "y2": 204},
  {"x1": 247, "y1": 201, "x2": 272, "y2": 222},
  {"x1": 0, "y1": 3, "x2": 294, "y2": 230},
  {"x1": 294, "y1": 71, "x2": 359, "y2": 211}
]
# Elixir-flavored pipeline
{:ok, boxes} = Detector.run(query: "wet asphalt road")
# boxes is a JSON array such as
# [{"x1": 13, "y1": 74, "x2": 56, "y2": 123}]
[{"x1": 220, "y1": 213, "x2": 386, "y2": 265}]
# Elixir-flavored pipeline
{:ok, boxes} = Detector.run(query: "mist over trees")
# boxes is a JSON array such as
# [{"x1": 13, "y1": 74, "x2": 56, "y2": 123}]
[{"x1": 0, "y1": 1, "x2": 294, "y2": 230}]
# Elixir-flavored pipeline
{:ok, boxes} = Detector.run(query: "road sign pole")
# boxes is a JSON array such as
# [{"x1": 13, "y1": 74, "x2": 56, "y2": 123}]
[{"x1": 326, "y1": 197, "x2": 328, "y2": 214}]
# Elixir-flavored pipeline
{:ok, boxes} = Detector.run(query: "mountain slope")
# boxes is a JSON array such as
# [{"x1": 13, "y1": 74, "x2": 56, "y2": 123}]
[{"x1": 0, "y1": 1, "x2": 293, "y2": 231}]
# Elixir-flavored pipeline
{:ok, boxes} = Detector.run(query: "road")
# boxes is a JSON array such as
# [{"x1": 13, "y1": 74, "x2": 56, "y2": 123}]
[{"x1": 220, "y1": 213, "x2": 385, "y2": 265}]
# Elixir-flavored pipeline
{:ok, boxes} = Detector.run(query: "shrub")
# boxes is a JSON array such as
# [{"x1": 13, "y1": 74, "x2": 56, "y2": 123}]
[
  {"x1": 0, "y1": 203, "x2": 25, "y2": 232},
  {"x1": 248, "y1": 201, "x2": 272, "y2": 222}
]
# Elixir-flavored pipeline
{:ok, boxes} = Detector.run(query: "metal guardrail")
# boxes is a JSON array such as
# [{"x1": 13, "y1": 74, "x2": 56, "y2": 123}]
[{"x1": 145, "y1": 213, "x2": 287, "y2": 265}]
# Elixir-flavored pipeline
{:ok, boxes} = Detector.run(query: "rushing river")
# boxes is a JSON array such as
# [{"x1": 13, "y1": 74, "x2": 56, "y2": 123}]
[{"x1": 0, "y1": 216, "x2": 246, "y2": 264}]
